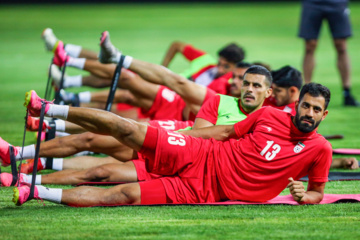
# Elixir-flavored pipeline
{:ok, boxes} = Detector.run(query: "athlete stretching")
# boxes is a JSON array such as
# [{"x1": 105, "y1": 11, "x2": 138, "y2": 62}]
[{"x1": 12, "y1": 72, "x2": 332, "y2": 207}]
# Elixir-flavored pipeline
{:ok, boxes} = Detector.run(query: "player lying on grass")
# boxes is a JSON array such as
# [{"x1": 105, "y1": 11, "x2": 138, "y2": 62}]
[
  {"x1": 0, "y1": 65, "x2": 262, "y2": 180},
  {"x1": 1, "y1": 65, "x2": 270, "y2": 186},
  {"x1": 43, "y1": 28, "x2": 245, "y2": 90},
  {"x1": 12, "y1": 82, "x2": 332, "y2": 206}
]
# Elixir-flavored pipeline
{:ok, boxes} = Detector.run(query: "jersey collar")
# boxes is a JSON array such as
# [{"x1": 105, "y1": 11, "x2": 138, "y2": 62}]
[{"x1": 290, "y1": 116, "x2": 318, "y2": 138}]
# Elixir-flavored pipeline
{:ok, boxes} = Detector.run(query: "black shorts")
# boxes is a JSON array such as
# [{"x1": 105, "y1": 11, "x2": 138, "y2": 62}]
[{"x1": 298, "y1": 1, "x2": 352, "y2": 40}]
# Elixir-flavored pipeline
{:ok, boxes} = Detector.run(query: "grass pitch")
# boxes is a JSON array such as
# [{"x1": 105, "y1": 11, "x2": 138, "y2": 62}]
[{"x1": 0, "y1": 3, "x2": 359, "y2": 240}]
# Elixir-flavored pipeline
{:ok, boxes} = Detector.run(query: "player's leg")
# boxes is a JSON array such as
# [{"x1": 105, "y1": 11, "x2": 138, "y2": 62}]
[
  {"x1": 13, "y1": 182, "x2": 141, "y2": 206},
  {"x1": 98, "y1": 31, "x2": 208, "y2": 106},
  {"x1": 39, "y1": 161, "x2": 138, "y2": 185},
  {"x1": 333, "y1": 39, "x2": 351, "y2": 88},
  {"x1": 298, "y1": 2, "x2": 323, "y2": 83},
  {"x1": 12, "y1": 132, "x2": 135, "y2": 162},
  {"x1": 62, "y1": 156, "x2": 121, "y2": 170},
  {"x1": 327, "y1": 1, "x2": 357, "y2": 106},
  {"x1": 41, "y1": 28, "x2": 98, "y2": 60},
  {"x1": 302, "y1": 39, "x2": 318, "y2": 84},
  {"x1": 25, "y1": 91, "x2": 148, "y2": 152}
]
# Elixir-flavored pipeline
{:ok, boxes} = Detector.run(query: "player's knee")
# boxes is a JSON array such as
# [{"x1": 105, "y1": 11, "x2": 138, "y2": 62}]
[
  {"x1": 334, "y1": 41, "x2": 347, "y2": 55},
  {"x1": 120, "y1": 185, "x2": 140, "y2": 204},
  {"x1": 79, "y1": 132, "x2": 97, "y2": 148},
  {"x1": 305, "y1": 40, "x2": 317, "y2": 54},
  {"x1": 87, "y1": 165, "x2": 111, "y2": 181}
]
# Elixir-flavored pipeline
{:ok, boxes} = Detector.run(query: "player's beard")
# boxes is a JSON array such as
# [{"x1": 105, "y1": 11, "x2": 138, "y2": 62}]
[{"x1": 294, "y1": 112, "x2": 321, "y2": 133}]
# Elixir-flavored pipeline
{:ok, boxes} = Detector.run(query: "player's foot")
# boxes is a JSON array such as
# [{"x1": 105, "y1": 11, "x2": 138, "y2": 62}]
[
  {"x1": 20, "y1": 158, "x2": 45, "y2": 174},
  {"x1": 24, "y1": 90, "x2": 52, "y2": 117},
  {"x1": 53, "y1": 41, "x2": 69, "y2": 67},
  {"x1": 50, "y1": 64, "x2": 67, "y2": 89},
  {"x1": 13, "y1": 184, "x2": 40, "y2": 206},
  {"x1": 344, "y1": 95, "x2": 360, "y2": 107},
  {"x1": 98, "y1": 31, "x2": 121, "y2": 64},
  {"x1": 41, "y1": 28, "x2": 59, "y2": 52},
  {"x1": 26, "y1": 116, "x2": 49, "y2": 132},
  {"x1": 0, "y1": 172, "x2": 26, "y2": 187},
  {"x1": 59, "y1": 89, "x2": 80, "y2": 106},
  {"x1": 0, "y1": 137, "x2": 18, "y2": 167}
]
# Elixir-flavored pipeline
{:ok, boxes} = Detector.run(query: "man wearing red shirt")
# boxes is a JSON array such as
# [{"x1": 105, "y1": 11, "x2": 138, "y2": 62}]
[
  {"x1": 162, "y1": 41, "x2": 245, "y2": 87},
  {"x1": 14, "y1": 66, "x2": 332, "y2": 206}
]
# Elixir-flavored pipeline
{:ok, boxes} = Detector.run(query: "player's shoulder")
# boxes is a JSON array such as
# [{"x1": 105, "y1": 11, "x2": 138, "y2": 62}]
[
  {"x1": 313, "y1": 133, "x2": 332, "y2": 152},
  {"x1": 259, "y1": 105, "x2": 291, "y2": 116}
]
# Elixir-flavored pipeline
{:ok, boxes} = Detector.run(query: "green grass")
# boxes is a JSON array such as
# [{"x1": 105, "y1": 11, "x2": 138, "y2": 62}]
[{"x1": 0, "y1": 3, "x2": 360, "y2": 240}]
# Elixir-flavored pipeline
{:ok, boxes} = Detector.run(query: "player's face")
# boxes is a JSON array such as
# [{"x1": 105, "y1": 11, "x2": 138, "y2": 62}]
[
  {"x1": 230, "y1": 67, "x2": 248, "y2": 97},
  {"x1": 294, "y1": 93, "x2": 328, "y2": 133},
  {"x1": 271, "y1": 83, "x2": 290, "y2": 106},
  {"x1": 240, "y1": 73, "x2": 272, "y2": 113},
  {"x1": 216, "y1": 57, "x2": 236, "y2": 78}
]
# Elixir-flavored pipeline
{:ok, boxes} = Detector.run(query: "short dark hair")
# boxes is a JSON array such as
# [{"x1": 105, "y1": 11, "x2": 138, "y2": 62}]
[
  {"x1": 252, "y1": 61, "x2": 271, "y2": 71},
  {"x1": 218, "y1": 43, "x2": 245, "y2": 63},
  {"x1": 299, "y1": 83, "x2": 331, "y2": 110},
  {"x1": 271, "y1": 66, "x2": 303, "y2": 90},
  {"x1": 244, "y1": 65, "x2": 273, "y2": 87},
  {"x1": 236, "y1": 62, "x2": 252, "y2": 68}
]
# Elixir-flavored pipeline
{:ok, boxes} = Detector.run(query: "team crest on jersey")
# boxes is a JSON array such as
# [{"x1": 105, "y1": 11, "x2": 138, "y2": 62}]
[{"x1": 293, "y1": 142, "x2": 305, "y2": 153}]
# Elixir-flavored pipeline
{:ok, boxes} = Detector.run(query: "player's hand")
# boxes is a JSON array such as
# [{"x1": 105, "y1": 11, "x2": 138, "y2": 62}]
[
  {"x1": 287, "y1": 177, "x2": 306, "y2": 202},
  {"x1": 343, "y1": 157, "x2": 359, "y2": 170}
]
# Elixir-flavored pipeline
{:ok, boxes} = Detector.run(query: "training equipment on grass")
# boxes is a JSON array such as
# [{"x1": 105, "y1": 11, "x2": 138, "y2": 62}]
[
  {"x1": 54, "y1": 60, "x2": 67, "y2": 105},
  {"x1": 333, "y1": 148, "x2": 360, "y2": 155},
  {"x1": 323, "y1": 134, "x2": 344, "y2": 140},
  {"x1": 66, "y1": 194, "x2": 360, "y2": 207},
  {"x1": 105, "y1": 55, "x2": 125, "y2": 111},
  {"x1": 0, "y1": 146, "x2": 19, "y2": 186},
  {"x1": 300, "y1": 172, "x2": 360, "y2": 181},
  {"x1": 75, "y1": 171, "x2": 360, "y2": 187}
]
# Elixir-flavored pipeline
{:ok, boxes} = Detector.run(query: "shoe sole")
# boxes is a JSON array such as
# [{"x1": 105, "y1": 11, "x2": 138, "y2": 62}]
[
  {"x1": 12, "y1": 187, "x2": 21, "y2": 206},
  {"x1": 24, "y1": 90, "x2": 34, "y2": 108},
  {"x1": 100, "y1": 31, "x2": 108, "y2": 45},
  {"x1": 52, "y1": 40, "x2": 60, "y2": 53}
]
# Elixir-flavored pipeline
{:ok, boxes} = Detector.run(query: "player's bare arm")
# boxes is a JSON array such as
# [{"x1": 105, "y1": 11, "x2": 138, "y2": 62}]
[
  {"x1": 287, "y1": 177, "x2": 325, "y2": 204},
  {"x1": 180, "y1": 124, "x2": 236, "y2": 141},
  {"x1": 161, "y1": 41, "x2": 186, "y2": 67}
]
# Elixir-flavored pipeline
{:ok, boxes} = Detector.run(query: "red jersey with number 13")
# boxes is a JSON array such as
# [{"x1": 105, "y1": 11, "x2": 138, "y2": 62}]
[{"x1": 213, "y1": 106, "x2": 332, "y2": 202}]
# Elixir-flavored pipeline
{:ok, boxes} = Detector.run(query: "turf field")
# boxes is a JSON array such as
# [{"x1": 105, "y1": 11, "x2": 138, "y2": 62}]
[{"x1": 0, "y1": 3, "x2": 360, "y2": 239}]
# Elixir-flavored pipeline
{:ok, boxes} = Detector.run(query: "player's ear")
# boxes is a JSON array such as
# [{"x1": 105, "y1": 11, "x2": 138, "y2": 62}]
[
  {"x1": 321, "y1": 109, "x2": 329, "y2": 121},
  {"x1": 265, "y1": 87, "x2": 272, "y2": 98},
  {"x1": 289, "y1": 86, "x2": 297, "y2": 95},
  {"x1": 295, "y1": 100, "x2": 299, "y2": 110}
]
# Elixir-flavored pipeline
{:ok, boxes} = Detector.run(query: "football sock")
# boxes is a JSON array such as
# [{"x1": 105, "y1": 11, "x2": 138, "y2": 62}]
[
  {"x1": 46, "y1": 105, "x2": 69, "y2": 119},
  {"x1": 78, "y1": 91, "x2": 91, "y2": 103},
  {"x1": 66, "y1": 57, "x2": 86, "y2": 70},
  {"x1": 64, "y1": 75, "x2": 83, "y2": 88},
  {"x1": 15, "y1": 145, "x2": 35, "y2": 160},
  {"x1": 123, "y1": 55, "x2": 133, "y2": 69},
  {"x1": 54, "y1": 119, "x2": 66, "y2": 132},
  {"x1": 24, "y1": 174, "x2": 42, "y2": 185},
  {"x1": 64, "y1": 44, "x2": 82, "y2": 58},
  {"x1": 37, "y1": 186, "x2": 63, "y2": 203},
  {"x1": 52, "y1": 158, "x2": 64, "y2": 171}
]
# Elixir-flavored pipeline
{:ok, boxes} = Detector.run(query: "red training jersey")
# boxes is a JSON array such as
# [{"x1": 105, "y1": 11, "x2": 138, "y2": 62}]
[
  {"x1": 263, "y1": 97, "x2": 296, "y2": 115},
  {"x1": 213, "y1": 106, "x2": 332, "y2": 202}
]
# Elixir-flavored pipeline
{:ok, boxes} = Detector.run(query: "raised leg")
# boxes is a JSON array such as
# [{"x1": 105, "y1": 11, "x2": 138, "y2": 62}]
[{"x1": 41, "y1": 162, "x2": 138, "y2": 185}]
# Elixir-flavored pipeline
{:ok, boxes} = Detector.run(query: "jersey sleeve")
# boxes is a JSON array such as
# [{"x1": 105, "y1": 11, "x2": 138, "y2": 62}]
[
  {"x1": 234, "y1": 107, "x2": 267, "y2": 138},
  {"x1": 196, "y1": 95, "x2": 221, "y2": 125},
  {"x1": 307, "y1": 141, "x2": 333, "y2": 183},
  {"x1": 207, "y1": 72, "x2": 232, "y2": 95},
  {"x1": 182, "y1": 44, "x2": 206, "y2": 61}
]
